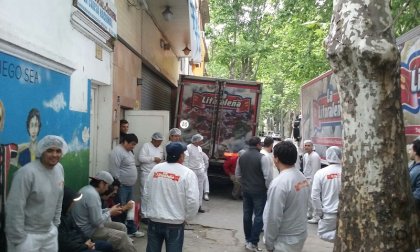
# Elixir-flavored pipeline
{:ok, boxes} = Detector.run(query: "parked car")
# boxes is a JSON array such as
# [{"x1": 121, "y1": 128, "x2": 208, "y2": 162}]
[{"x1": 272, "y1": 132, "x2": 281, "y2": 140}]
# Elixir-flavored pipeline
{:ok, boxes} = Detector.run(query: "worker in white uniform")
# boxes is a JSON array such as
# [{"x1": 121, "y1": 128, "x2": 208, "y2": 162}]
[
  {"x1": 138, "y1": 132, "x2": 164, "y2": 218},
  {"x1": 187, "y1": 134, "x2": 206, "y2": 213},
  {"x1": 302, "y1": 140, "x2": 321, "y2": 223},
  {"x1": 164, "y1": 128, "x2": 189, "y2": 166},
  {"x1": 260, "y1": 136, "x2": 278, "y2": 178},
  {"x1": 143, "y1": 142, "x2": 199, "y2": 252},
  {"x1": 202, "y1": 151, "x2": 210, "y2": 201},
  {"x1": 311, "y1": 146, "x2": 342, "y2": 242},
  {"x1": 263, "y1": 141, "x2": 310, "y2": 252}
]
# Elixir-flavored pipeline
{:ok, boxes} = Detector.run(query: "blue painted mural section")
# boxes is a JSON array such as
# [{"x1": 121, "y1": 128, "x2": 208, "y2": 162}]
[{"x1": 0, "y1": 51, "x2": 90, "y2": 190}]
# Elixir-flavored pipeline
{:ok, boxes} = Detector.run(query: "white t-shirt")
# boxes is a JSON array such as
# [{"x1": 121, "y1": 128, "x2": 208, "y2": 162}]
[{"x1": 138, "y1": 142, "x2": 164, "y2": 173}]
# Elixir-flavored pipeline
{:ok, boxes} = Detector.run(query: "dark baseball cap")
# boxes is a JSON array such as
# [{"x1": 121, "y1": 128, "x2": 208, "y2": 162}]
[{"x1": 166, "y1": 142, "x2": 187, "y2": 163}]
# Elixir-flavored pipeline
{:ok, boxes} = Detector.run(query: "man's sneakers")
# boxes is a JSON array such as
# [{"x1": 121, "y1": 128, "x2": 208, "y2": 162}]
[
  {"x1": 204, "y1": 193, "x2": 210, "y2": 201},
  {"x1": 308, "y1": 216, "x2": 321, "y2": 224},
  {"x1": 129, "y1": 231, "x2": 145, "y2": 238},
  {"x1": 245, "y1": 242, "x2": 262, "y2": 251}
]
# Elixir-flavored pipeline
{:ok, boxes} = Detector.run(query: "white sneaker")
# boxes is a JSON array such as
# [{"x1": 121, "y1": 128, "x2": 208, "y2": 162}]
[
  {"x1": 204, "y1": 193, "x2": 209, "y2": 201},
  {"x1": 245, "y1": 243, "x2": 262, "y2": 251},
  {"x1": 308, "y1": 216, "x2": 321, "y2": 224},
  {"x1": 129, "y1": 231, "x2": 145, "y2": 238}
]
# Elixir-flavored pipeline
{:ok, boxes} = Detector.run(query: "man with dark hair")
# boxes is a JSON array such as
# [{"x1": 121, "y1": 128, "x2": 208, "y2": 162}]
[
  {"x1": 119, "y1": 119, "x2": 129, "y2": 143},
  {"x1": 72, "y1": 171, "x2": 136, "y2": 252},
  {"x1": 409, "y1": 138, "x2": 420, "y2": 214},
  {"x1": 109, "y1": 133, "x2": 143, "y2": 237},
  {"x1": 143, "y1": 142, "x2": 199, "y2": 252},
  {"x1": 261, "y1": 137, "x2": 278, "y2": 178},
  {"x1": 263, "y1": 141, "x2": 310, "y2": 252},
  {"x1": 236, "y1": 136, "x2": 273, "y2": 251},
  {"x1": 59, "y1": 186, "x2": 113, "y2": 252}
]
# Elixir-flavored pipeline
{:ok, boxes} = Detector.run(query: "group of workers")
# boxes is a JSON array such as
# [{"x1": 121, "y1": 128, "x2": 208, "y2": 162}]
[
  {"x1": 3, "y1": 119, "x2": 211, "y2": 252},
  {"x1": 3, "y1": 122, "x2": 420, "y2": 252},
  {"x1": 226, "y1": 136, "x2": 342, "y2": 251}
]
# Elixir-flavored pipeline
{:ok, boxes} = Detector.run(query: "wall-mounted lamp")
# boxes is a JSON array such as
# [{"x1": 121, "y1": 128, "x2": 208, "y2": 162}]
[
  {"x1": 162, "y1": 6, "x2": 173, "y2": 21},
  {"x1": 137, "y1": 78, "x2": 143, "y2": 85},
  {"x1": 182, "y1": 46, "x2": 191, "y2": 56},
  {"x1": 160, "y1": 39, "x2": 170, "y2": 50}
]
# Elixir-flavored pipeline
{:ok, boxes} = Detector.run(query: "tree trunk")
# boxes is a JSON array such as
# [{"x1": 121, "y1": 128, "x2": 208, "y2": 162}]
[{"x1": 325, "y1": 0, "x2": 419, "y2": 251}]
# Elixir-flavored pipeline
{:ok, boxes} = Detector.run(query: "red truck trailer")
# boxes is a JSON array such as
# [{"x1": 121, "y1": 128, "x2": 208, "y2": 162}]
[
  {"x1": 300, "y1": 25, "x2": 420, "y2": 162},
  {"x1": 175, "y1": 75, "x2": 262, "y2": 178}
]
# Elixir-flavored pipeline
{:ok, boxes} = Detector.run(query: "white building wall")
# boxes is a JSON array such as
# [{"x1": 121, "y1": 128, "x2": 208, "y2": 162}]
[{"x1": 0, "y1": 1, "x2": 113, "y2": 175}]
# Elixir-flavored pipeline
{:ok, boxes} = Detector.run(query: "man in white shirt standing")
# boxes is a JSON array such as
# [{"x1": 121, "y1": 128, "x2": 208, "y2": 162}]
[
  {"x1": 263, "y1": 141, "x2": 310, "y2": 252},
  {"x1": 138, "y1": 132, "x2": 164, "y2": 218},
  {"x1": 302, "y1": 140, "x2": 321, "y2": 223},
  {"x1": 143, "y1": 142, "x2": 199, "y2": 252},
  {"x1": 311, "y1": 146, "x2": 342, "y2": 242},
  {"x1": 187, "y1": 134, "x2": 206, "y2": 213},
  {"x1": 260, "y1": 136, "x2": 278, "y2": 178}
]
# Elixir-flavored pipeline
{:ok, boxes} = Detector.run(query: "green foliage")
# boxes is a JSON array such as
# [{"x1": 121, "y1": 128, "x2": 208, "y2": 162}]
[{"x1": 206, "y1": 0, "x2": 419, "y2": 128}]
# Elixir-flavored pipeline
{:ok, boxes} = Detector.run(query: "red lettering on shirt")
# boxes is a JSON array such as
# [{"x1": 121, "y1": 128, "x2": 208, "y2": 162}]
[
  {"x1": 326, "y1": 173, "x2": 341, "y2": 180},
  {"x1": 153, "y1": 171, "x2": 180, "y2": 182},
  {"x1": 294, "y1": 180, "x2": 309, "y2": 191}
]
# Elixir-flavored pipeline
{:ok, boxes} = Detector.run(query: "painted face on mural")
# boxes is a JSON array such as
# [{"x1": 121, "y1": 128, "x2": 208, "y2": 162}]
[
  {"x1": 29, "y1": 116, "x2": 40, "y2": 142},
  {"x1": 40, "y1": 147, "x2": 63, "y2": 169},
  {"x1": 0, "y1": 103, "x2": 3, "y2": 131}
]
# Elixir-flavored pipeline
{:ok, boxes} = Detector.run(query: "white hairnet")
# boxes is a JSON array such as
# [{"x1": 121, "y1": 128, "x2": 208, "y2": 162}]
[
  {"x1": 191, "y1": 134, "x2": 204, "y2": 143},
  {"x1": 304, "y1": 140, "x2": 313, "y2": 144},
  {"x1": 36, "y1": 135, "x2": 68, "y2": 157},
  {"x1": 326, "y1": 146, "x2": 342, "y2": 164},
  {"x1": 169, "y1": 128, "x2": 181, "y2": 136},
  {"x1": 152, "y1": 132, "x2": 164, "y2": 140}
]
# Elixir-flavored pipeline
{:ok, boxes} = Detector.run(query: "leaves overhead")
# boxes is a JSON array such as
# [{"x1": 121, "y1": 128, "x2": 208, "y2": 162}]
[{"x1": 205, "y1": 0, "x2": 419, "y2": 129}]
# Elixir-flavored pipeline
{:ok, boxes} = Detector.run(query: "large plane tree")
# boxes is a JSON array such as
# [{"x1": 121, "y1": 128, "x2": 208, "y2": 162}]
[{"x1": 325, "y1": 0, "x2": 419, "y2": 251}]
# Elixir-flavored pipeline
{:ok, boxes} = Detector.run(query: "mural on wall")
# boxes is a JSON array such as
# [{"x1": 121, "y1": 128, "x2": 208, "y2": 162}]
[{"x1": 0, "y1": 51, "x2": 90, "y2": 191}]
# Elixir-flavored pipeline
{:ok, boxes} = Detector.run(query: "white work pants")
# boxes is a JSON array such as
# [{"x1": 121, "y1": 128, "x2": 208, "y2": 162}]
[
  {"x1": 318, "y1": 213, "x2": 337, "y2": 243},
  {"x1": 274, "y1": 238, "x2": 305, "y2": 252},
  {"x1": 192, "y1": 168, "x2": 205, "y2": 206}
]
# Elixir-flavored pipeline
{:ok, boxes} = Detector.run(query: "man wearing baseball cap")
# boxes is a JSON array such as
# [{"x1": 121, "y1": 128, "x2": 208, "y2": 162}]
[
  {"x1": 72, "y1": 171, "x2": 136, "y2": 252},
  {"x1": 6, "y1": 135, "x2": 68, "y2": 252},
  {"x1": 143, "y1": 142, "x2": 199, "y2": 251},
  {"x1": 138, "y1": 132, "x2": 164, "y2": 220}
]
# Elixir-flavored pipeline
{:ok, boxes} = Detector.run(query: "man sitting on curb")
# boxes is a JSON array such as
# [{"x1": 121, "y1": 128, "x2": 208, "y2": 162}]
[{"x1": 72, "y1": 171, "x2": 137, "y2": 252}]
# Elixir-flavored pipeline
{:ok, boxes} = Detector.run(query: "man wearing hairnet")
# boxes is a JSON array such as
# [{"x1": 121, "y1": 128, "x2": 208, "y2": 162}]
[
  {"x1": 187, "y1": 134, "x2": 206, "y2": 213},
  {"x1": 164, "y1": 128, "x2": 189, "y2": 166},
  {"x1": 311, "y1": 146, "x2": 342, "y2": 242},
  {"x1": 138, "y1": 132, "x2": 164, "y2": 219},
  {"x1": 6, "y1": 135, "x2": 68, "y2": 252}
]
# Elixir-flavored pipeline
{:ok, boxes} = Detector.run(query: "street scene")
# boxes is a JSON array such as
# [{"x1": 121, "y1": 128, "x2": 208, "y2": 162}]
[{"x1": 0, "y1": 0, "x2": 419, "y2": 252}]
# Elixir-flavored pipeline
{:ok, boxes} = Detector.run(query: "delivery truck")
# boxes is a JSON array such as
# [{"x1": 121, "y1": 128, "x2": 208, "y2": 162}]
[
  {"x1": 175, "y1": 75, "x2": 262, "y2": 178},
  {"x1": 300, "y1": 25, "x2": 420, "y2": 162}
]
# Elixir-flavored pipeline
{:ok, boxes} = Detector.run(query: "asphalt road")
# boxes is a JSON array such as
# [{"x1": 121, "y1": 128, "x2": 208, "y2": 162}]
[{"x1": 133, "y1": 182, "x2": 333, "y2": 251}]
